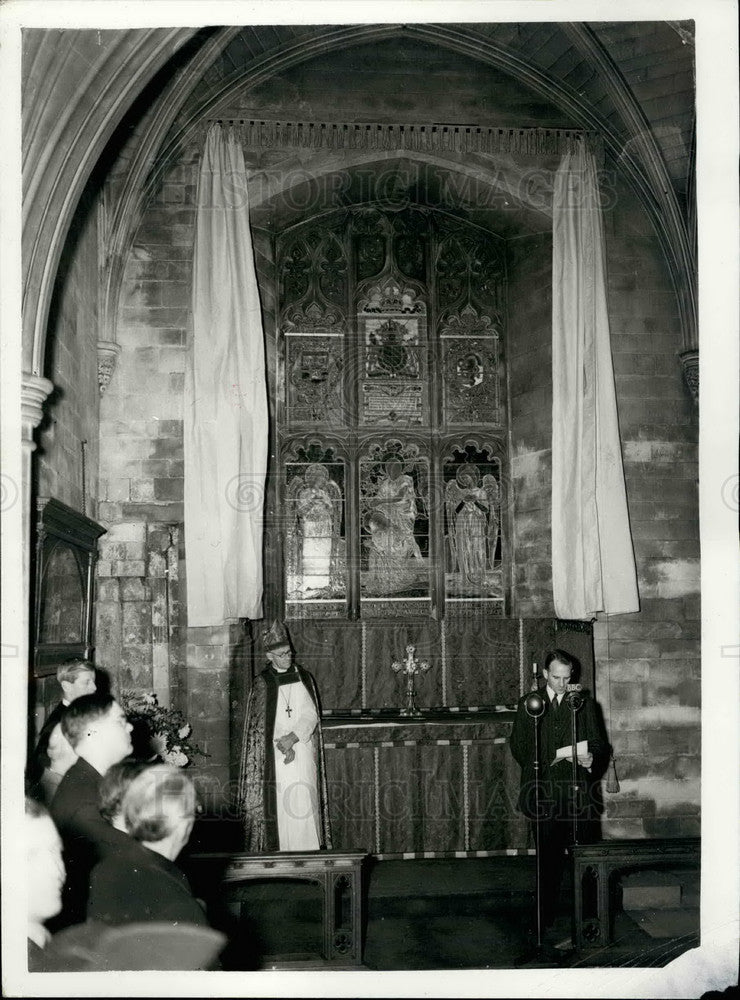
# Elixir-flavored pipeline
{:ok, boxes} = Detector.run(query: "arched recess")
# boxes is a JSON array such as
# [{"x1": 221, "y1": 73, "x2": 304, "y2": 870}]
[
  {"x1": 98, "y1": 20, "x2": 694, "y2": 377},
  {"x1": 22, "y1": 27, "x2": 205, "y2": 376},
  {"x1": 244, "y1": 149, "x2": 555, "y2": 230},
  {"x1": 195, "y1": 151, "x2": 548, "y2": 621}
]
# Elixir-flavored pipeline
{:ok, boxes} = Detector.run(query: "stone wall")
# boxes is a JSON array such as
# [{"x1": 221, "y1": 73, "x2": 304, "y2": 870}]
[
  {"x1": 595, "y1": 176, "x2": 700, "y2": 838},
  {"x1": 36, "y1": 187, "x2": 101, "y2": 514},
  {"x1": 32, "y1": 186, "x2": 102, "y2": 737},
  {"x1": 94, "y1": 144, "x2": 256, "y2": 807},
  {"x1": 506, "y1": 231, "x2": 553, "y2": 617}
]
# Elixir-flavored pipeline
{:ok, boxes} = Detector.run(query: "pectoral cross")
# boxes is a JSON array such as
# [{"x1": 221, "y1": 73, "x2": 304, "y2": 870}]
[{"x1": 285, "y1": 705, "x2": 292, "y2": 718}]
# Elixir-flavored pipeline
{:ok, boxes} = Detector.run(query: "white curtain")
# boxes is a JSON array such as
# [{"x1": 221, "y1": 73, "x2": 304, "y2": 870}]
[
  {"x1": 551, "y1": 144, "x2": 639, "y2": 619},
  {"x1": 184, "y1": 124, "x2": 268, "y2": 625}
]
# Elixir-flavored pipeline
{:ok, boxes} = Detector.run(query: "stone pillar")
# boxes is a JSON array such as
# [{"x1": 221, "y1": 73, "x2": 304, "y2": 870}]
[
  {"x1": 21, "y1": 373, "x2": 54, "y2": 603},
  {"x1": 20, "y1": 373, "x2": 55, "y2": 747},
  {"x1": 185, "y1": 620, "x2": 250, "y2": 816}
]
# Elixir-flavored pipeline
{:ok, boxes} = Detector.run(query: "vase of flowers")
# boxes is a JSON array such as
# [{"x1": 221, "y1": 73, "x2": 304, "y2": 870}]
[{"x1": 119, "y1": 690, "x2": 207, "y2": 767}]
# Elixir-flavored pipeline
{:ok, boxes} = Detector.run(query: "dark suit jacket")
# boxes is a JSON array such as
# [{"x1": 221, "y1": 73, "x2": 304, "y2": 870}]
[
  {"x1": 509, "y1": 687, "x2": 607, "y2": 821},
  {"x1": 88, "y1": 840, "x2": 209, "y2": 927},
  {"x1": 50, "y1": 757, "x2": 132, "y2": 924}
]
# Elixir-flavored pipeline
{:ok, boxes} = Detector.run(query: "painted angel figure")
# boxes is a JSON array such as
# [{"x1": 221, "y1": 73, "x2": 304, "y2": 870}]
[
  {"x1": 446, "y1": 464, "x2": 500, "y2": 585},
  {"x1": 481, "y1": 472, "x2": 500, "y2": 569},
  {"x1": 364, "y1": 458, "x2": 423, "y2": 594},
  {"x1": 286, "y1": 464, "x2": 343, "y2": 597}
]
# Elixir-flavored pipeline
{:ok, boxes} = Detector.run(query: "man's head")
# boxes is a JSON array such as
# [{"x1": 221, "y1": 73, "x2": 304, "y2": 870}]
[
  {"x1": 26, "y1": 798, "x2": 65, "y2": 928},
  {"x1": 266, "y1": 644, "x2": 292, "y2": 672},
  {"x1": 263, "y1": 620, "x2": 293, "y2": 671},
  {"x1": 46, "y1": 722, "x2": 77, "y2": 777},
  {"x1": 57, "y1": 658, "x2": 96, "y2": 704},
  {"x1": 61, "y1": 693, "x2": 132, "y2": 772},
  {"x1": 543, "y1": 649, "x2": 576, "y2": 698},
  {"x1": 122, "y1": 765, "x2": 197, "y2": 860},
  {"x1": 99, "y1": 760, "x2": 151, "y2": 831}
]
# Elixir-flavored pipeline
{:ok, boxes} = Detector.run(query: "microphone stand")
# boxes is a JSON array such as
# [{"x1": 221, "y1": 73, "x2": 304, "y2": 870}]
[
  {"x1": 516, "y1": 690, "x2": 567, "y2": 966},
  {"x1": 566, "y1": 687, "x2": 584, "y2": 851},
  {"x1": 524, "y1": 691, "x2": 546, "y2": 950}
]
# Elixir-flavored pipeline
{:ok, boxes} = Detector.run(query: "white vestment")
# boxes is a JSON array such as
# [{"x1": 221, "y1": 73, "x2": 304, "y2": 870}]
[{"x1": 272, "y1": 678, "x2": 321, "y2": 851}]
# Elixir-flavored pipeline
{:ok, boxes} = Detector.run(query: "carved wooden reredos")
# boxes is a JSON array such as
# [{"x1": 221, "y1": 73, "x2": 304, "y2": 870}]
[{"x1": 271, "y1": 206, "x2": 509, "y2": 621}]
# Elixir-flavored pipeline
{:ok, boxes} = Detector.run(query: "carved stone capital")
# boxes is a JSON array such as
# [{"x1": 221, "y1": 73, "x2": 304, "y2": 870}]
[
  {"x1": 97, "y1": 340, "x2": 122, "y2": 394},
  {"x1": 678, "y1": 348, "x2": 698, "y2": 402},
  {"x1": 21, "y1": 372, "x2": 54, "y2": 451}
]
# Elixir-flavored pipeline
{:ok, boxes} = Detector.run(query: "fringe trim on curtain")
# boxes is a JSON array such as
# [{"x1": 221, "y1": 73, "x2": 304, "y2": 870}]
[{"x1": 203, "y1": 118, "x2": 604, "y2": 162}]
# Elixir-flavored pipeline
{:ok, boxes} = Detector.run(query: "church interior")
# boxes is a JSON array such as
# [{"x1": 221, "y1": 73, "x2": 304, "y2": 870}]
[{"x1": 9, "y1": 12, "x2": 736, "y2": 985}]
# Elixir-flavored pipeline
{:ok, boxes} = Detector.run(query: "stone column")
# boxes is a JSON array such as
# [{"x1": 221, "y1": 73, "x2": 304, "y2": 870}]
[{"x1": 20, "y1": 373, "x2": 54, "y2": 740}]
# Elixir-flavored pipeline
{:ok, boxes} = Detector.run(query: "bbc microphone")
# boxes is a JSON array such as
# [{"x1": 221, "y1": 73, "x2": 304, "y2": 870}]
[{"x1": 565, "y1": 683, "x2": 583, "y2": 709}]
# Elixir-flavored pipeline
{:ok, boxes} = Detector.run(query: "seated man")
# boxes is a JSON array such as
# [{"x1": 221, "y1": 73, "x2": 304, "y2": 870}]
[
  {"x1": 26, "y1": 797, "x2": 66, "y2": 971},
  {"x1": 87, "y1": 765, "x2": 208, "y2": 927},
  {"x1": 32, "y1": 658, "x2": 96, "y2": 777},
  {"x1": 34, "y1": 722, "x2": 77, "y2": 806},
  {"x1": 50, "y1": 693, "x2": 133, "y2": 925}
]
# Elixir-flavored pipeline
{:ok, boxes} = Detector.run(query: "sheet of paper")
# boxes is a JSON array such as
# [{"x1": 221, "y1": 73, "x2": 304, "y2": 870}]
[{"x1": 552, "y1": 739, "x2": 588, "y2": 765}]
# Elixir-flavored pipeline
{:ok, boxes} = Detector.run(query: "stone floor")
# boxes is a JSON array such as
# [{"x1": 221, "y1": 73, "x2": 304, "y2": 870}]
[{"x1": 204, "y1": 856, "x2": 699, "y2": 971}]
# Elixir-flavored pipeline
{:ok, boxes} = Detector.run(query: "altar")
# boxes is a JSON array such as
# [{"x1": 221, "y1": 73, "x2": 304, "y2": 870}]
[
  {"x1": 322, "y1": 710, "x2": 527, "y2": 856},
  {"x1": 274, "y1": 616, "x2": 595, "y2": 857}
]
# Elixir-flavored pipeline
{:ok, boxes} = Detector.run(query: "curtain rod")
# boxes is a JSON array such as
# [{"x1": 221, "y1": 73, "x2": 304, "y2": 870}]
[{"x1": 200, "y1": 118, "x2": 603, "y2": 160}]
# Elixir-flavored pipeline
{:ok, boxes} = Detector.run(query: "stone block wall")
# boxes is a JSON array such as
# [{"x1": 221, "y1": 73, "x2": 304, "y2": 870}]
[
  {"x1": 36, "y1": 187, "x2": 101, "y2": 513},
  {"x1": 506, "y1": 231, "x2": 554, "y2": 617},
  {"x1": 31, "y1": 186, "x2": 102, "y2": 741},
  {"x1": 96, "y1": 145, "x2": 250, "y2": 805},
  {"x1": 595, "y1": 176, "x2": 700, "y2": 838},
  {"x1": 503, "y1": 176, "x2": 700, "y2": 838}
]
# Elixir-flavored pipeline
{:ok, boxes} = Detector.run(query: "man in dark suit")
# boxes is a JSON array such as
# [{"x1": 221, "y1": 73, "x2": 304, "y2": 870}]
[
  {"x1": 88, "y1": 765, "x2": 208, "y2": 927},
  {"x1": 26, "y1": 797, "x2": 66, "y2": 970},
  {"x1": 32, "y1": 658, "x2": 96, "y2": 777},
  {"x1": 509, "y1": 649, "x2": 608, "y2": 930},
  {"x1": 50, "y1": 693, "x2": 133, "y2": 925}
]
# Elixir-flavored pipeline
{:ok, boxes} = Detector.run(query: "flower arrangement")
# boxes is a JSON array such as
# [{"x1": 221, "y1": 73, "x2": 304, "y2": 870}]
[{"x1": 119, "y1": 690, "x2": 207, "y2": 767}]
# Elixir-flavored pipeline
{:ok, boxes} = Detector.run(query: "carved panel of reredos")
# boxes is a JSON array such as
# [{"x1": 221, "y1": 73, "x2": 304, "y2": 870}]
[
  {"x1": 286, "y1": 334, "x2": 345, "y2": 425},
  {"x1": 275, "y1": 207, "x2": 509, "y2": 621}
]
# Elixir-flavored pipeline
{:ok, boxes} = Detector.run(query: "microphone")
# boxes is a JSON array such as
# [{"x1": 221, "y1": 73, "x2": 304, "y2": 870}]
[
  {"x1": 565, "y1": 683, "x2": 583, "y2": 709},
  {"x1": 524, "y1": 691, "x2": 546, "y2": 717}
]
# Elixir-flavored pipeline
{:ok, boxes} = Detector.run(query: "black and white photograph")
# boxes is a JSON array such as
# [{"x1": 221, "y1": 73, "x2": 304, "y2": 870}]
[{"x1": 1, "y1": 1, "x2": 738, "y2": 996}]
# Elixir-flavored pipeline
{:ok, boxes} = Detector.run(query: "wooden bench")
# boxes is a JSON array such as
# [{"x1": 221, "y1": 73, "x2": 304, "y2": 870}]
[
  {"x1": 192, "y1": 849, "x2": 368, "y2": 968},
  {"x1": 570, "y1": 837, "x2": 700, "y2": 949}
]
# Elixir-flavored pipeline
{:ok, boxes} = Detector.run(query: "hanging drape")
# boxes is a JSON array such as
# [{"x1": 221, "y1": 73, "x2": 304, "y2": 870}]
[
  {"x1": 184, "y1": 124, "x2": 268, "y2": 625},
  {"x1": 551, "y1": 144, "x2": 639, "y2": 619}
]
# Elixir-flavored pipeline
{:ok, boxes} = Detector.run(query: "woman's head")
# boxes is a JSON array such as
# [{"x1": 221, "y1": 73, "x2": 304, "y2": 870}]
[
  {"x1": 121, "y1": 765, "x2": 197, "y2": 856},
  {"x1": 99, "y1": 759, "x2": 152, "y2": 830},
  {"x1": 46, "y1": 723, "x2": 77, "y2": 777}
]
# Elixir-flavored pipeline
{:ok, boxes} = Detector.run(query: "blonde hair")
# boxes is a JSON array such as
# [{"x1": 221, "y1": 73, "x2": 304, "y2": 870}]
[
  {"x1": 122, "y1": 765, "x2": 196, "y2": 843},
  {"x1": 57, "y1": 657, "x2": 95, "y2": 684}
]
